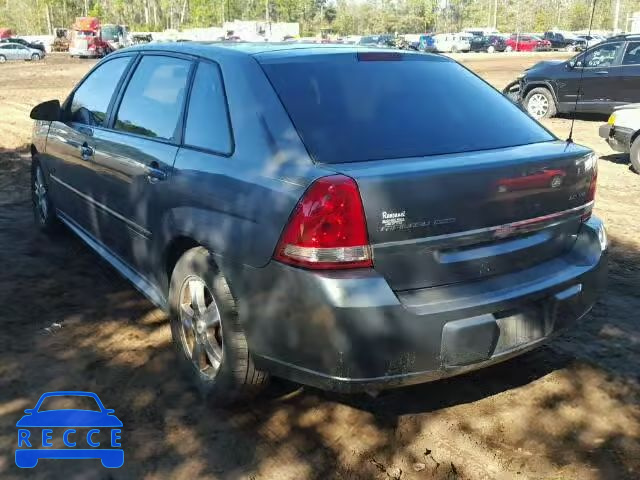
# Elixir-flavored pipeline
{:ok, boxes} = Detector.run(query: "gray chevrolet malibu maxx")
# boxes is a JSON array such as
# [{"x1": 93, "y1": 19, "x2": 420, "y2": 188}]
[{"x1": 30, "y1": 43, "x2": 607, "y2": 404}]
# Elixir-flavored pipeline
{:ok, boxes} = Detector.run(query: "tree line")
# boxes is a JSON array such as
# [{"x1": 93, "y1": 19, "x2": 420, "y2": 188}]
[{"x1": 1, "y1": 0, "x2": 639, "y2": 37}]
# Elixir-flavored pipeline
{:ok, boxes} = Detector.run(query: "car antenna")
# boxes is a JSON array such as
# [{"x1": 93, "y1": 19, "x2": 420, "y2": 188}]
[{"x1": 567, "y1": 0, "x2": 599, "y2": 143}]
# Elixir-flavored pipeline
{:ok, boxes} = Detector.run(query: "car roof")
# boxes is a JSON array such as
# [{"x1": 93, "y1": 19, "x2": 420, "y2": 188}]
[
  {"x1": 606, "y1": 34, "x2": 640, "y2": 42},
  {"x1": 119, "y1": 41, "x2": 454, "y2": 63}
]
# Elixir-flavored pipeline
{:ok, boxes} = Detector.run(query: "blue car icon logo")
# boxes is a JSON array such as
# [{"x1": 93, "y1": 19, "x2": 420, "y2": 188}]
[{"x1": 15, "y1": 391, "x2": 123, "y2": 468}]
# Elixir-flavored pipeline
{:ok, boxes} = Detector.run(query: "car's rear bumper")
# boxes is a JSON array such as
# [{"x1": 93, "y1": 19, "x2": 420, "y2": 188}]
[
  {"x1": 236, "y1": 218, "x2": 607, "y2": 393},
  {"x1": 599, "y1": 123, "x2": 632, "y2": 153}
]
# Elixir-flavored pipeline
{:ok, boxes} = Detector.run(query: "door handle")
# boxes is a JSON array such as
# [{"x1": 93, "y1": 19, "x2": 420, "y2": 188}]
[
  {"x1": 595, "y1": 70, "x2": 609, "y2": 75},
  {"x1": 80, "y1": 143, "x2": 94, "y2": 161},
  {"x1": 145, "y1": 163, "x2": 167, "y2": 183}
]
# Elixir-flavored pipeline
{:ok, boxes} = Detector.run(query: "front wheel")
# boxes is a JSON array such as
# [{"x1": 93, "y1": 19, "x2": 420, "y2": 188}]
[
  {"x1": 31, "y1": 53, "x2": 40, "y2": 61},
  {"x1": 0, "y1": 55, "x2": 6, "y2": 63},
  {"x1": 31, "y1": 158, "x2": 59, "y2": 233},
  {"x1": 451, "y1": 45, "x2": 458, "y2": 53},
  {"x1": 524, "y1": 87, "x2": 557, "y2": 119},
  {"x1": 487, "y1": 45, "x2": 495, "y2": 53},
  {"x1": 169, "y1": 247, "x2": 268, "y2": 406}
]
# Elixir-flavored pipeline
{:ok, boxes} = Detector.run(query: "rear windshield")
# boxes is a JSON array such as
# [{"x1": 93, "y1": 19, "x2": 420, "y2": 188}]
[{"x1": 262, "y1": 55, "x2": 553, "y2": 164}]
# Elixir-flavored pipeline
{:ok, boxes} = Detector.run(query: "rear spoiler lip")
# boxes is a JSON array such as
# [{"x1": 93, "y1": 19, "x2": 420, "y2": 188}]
[{"x1": 374, "y1": 201, "x2": 594, "y2": 250}]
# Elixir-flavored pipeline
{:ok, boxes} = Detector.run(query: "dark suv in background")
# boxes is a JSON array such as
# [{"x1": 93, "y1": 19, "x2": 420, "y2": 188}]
[
  {"x1": 470, "y1": 34, "x2": 507, "y2": 53},
  {"x1": 543, "y1": 32, "x2": 586, "y2": 51},
  {"x1": 505, "y1": 35, "x2": 640, "y2": 119},
  {"x1": 30, "y1": 43, "x2": 606, "y2": 405}
]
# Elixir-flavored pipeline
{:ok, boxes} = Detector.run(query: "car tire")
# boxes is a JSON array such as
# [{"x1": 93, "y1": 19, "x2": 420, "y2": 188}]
[
  {"x1": 31, "y1": 157, "x2": 60, "y2": 233},
  {"x1": 451, "y1": 46, "x2": 458, "y2": 53},
  {"x1": 505, "y1": 45, "x2": 513, "y2": 52},
  {"x1": 31, "y1": 53, "x2": 40, "y2": 61},
  {"x1": 487, "y1": 45, "x2": 495, "y2": 53},
  {"x1": 169, "y1": 247, "x2": 269, "y2": 406},
  {"x1": 0, "y1": 55, "x2": 6, "y2": 63},
  {"x1": 630, "y1": 135, "x2": 640, "y2": 174},
  {"x1": 524, "y1": 87, "x2": 557, "y2": 119}
]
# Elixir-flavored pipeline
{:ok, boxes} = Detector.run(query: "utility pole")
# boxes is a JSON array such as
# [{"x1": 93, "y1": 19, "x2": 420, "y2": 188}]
[
  {"x1": 492, "y1": 0, "x2": 498, "y2": 29},
  {"x1": 613, "y1": 0, "x2": 621, "y2": 34}
]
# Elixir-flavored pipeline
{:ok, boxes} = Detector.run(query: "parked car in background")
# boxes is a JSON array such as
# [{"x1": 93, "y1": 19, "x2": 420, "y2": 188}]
[
  {"x1": 543, "y1": 31, "x2": 585, "y2": 51},
  {"x1": 418, "y1": 34, "x2": 436, "y2": 52},
  {"x1": 358, "y1": 34, "x2": 395, "y2": 48},
  {"x1": 434, "y1": 33, "x2": 471, "y2": 53},
  {"x1": 503, "y1": 34, "x2": 640, "y2": 118},
  {"x1": 469, "y1": 34, "x2": 507, "y2": 53},
  {"x1": 343, "y1": 35, "x2": 362, "y2": 44},
  {"x1": 599, "y1": 103, "x2": 640, "y2": 173},
  {"x1": 0, "y1": 37, "x2": 45, "y2": 52},
  {"x1": 0, "y1": 42, "x2": 44, "y2": 62},
  {"x1": 577, "y1": 34, "x2": 604, "y2": 48},
  {"x1": 401, "y1": 34, "x2": 421, "y2": 50},
  {"x1": 29, "y1": 43, "x2": 605, "y2": 405},
  {"x1": 505, "y1": 34, "x2": 551, "y2": 52}
]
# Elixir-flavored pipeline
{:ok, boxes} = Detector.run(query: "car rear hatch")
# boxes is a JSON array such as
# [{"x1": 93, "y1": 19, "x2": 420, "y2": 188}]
[
  {"x1": 321, "y1": 143, "x2": 594, "y2": 290},
  {"x1": 259, "y1": 49, "x2": 596, "y2": 291}
]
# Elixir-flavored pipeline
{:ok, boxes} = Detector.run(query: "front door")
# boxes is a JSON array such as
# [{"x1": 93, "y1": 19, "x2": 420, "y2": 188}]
[
  {"x1": 44, "y1": 56, "x2": 134, "y2": 226},
  {"x1": 83, "y1": 54, "x2": 192, "y2": 275},
  {"x1": 556, "y1": 42, "x2": 625, "y2": 113},
  {"x1": 619, "y1": 41, "x2": 640, "y2": 104}
]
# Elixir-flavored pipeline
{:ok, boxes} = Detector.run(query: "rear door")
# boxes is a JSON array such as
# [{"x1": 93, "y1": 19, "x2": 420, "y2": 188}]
[
  {"x1": 0, "y1": 44, "x2": 17, "y2": 60},
  {"x1": 44, "y1": 55, "x2": 134, "y2": 225},
  {"x1": 619, "y1": 41, "x2": 640, "y2": 104},
  {"x1": 83, "y1": 53, "x2": 193, "y2": 271}
]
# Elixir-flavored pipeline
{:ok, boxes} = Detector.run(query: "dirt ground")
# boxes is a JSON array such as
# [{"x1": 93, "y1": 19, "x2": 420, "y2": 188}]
[{"x1": 0, "y1": 53, "x2": 638, "y2": 480}]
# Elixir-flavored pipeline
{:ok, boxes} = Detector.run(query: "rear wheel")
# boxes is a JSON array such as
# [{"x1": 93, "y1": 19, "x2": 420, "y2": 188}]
[
  {"x1": 487, "y1": 45, "x2": 495, "y2": 53},
  {"x1": 451, "y1": 45, "x2": 458, "y2": 53},
  {"x1": 169, "y1": 247, "x2": 268, "y2": 405},
  {"x1": 630, "y1": 135, "x2": 640, "y2": 174},
  {"x1": 505, "y1": 45, "x2": 513, "y2": 52},
  {"x1": 525, "y1": 87, "x2": 557, "y2": 119}
]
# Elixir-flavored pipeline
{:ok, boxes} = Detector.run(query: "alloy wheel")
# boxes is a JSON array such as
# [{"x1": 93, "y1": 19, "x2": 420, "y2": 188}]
[
  {"x1": 34, "y1": 166, "x2": 49, "y2": 222},
  {"x1": 527, "y1": 93, "x2": 549, "y2": 119},
  {"x1": 178, "y1": 276, "x2": 223, "y2": 379}
]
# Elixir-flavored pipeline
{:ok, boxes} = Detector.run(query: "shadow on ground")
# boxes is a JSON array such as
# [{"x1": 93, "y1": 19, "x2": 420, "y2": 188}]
[{"x1": 0, "y1": 149, "x2": 638, "y2": 479}]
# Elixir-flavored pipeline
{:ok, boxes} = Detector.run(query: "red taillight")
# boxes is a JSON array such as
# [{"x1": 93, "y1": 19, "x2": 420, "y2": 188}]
[
  {"x1": 581, "y1": 169, "x2": 598, "y2": 222},
  {"x1": 274, "y1": 175, "x2": 373, "y2": 270}
]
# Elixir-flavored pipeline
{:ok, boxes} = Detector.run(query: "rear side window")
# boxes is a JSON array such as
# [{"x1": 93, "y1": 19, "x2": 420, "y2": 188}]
[
  {"x1": 69, "y1": 57, "x2": 131, "y2": 127},
  {"x1": 114, "y1": 55, "x2": 191, "y2": 141},
  {"x1": 183, "y1": 61, "x2": 232, "y2": 154},
  {"x1": 262, "y1": 55, "x2": 554, "y2": 164}
]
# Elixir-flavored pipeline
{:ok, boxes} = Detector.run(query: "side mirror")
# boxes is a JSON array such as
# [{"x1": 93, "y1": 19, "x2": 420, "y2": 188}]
[
  {"x1": 30, "y1": 99, "x2": 61, "y2": 122},
  {"x1": 105, "y1": 409, "x2": 115, "y2": 414},
  {"x1": 23, "y1": 409, "x2": 33, "y2": 414}
]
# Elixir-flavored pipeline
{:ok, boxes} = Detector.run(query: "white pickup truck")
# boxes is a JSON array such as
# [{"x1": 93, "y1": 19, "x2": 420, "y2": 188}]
[{"x1": 599, "y1": 104, "x2": 640, "y2": 173}]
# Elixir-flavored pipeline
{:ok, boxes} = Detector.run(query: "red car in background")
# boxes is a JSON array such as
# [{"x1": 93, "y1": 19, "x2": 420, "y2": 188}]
[
  {"x1": 505, "y1": 35, "x2": 551, "y2": 52},
  {"x1": 496, "y1": 168, "x2": 566, "y2": 193}
]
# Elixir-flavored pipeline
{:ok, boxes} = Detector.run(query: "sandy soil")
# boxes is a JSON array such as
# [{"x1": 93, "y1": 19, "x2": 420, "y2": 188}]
[{"x1": 0, "y1": 53, "x2": 638, "y2": 480}]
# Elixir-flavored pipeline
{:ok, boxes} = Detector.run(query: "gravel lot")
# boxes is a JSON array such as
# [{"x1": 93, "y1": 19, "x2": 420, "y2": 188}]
[{"x1": 0, "y1": 52, "x2": 638, "y2": 480}]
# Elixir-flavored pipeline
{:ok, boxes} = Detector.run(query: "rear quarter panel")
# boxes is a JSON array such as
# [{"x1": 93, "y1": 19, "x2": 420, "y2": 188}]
[{"x1": 164, "y1": 53, "x2": 332, "y2": 274}]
